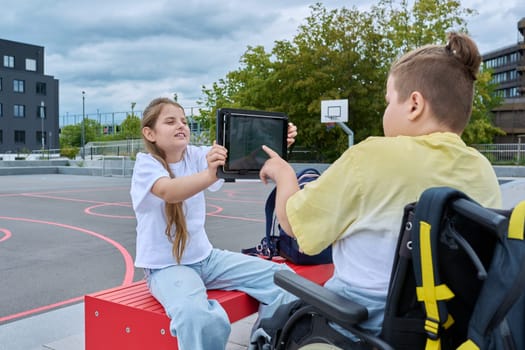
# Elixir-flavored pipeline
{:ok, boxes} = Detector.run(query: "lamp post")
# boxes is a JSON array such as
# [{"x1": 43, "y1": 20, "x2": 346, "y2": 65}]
[
  {"x1": 40, "y1": 101, "x2": 45, "y2": 149},
  {"x1": 81, "y1": 91, "x2": 86, "y2": 160}
]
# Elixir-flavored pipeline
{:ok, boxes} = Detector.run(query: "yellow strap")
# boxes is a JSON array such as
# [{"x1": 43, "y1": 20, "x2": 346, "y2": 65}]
[
  {"x1": 419, "y1": 221, "x2": 439, "y2": 324},
  {"x1": 443, "y1": 314, "x2": 454, "y2": 330},
  {"x1": 425, "y1": 338, "x2": 442, "y2": 350},
  {"x1": 509, "y1": 201, "x2": 525, "y2": 240},
  {"x1": 416, "y1": 285, "x2": 455, "y2": 302},
  {"x1": 457, "y1": 339, "x2": 480, "y2": 350},
  {"x1": 418, "y1": 221, "x2": 457, "y2": 350},
  {"x1": 417, "y1": 222, "x2": 455, "y2": 321}
]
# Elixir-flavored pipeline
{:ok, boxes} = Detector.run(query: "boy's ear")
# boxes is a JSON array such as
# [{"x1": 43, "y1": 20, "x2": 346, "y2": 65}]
[
  {"x1": 142, "y1": 126, "x2": 155, "y2": 143},
  {"x1": 407, "y1": 91, "x2": 425, "y2": 121}
]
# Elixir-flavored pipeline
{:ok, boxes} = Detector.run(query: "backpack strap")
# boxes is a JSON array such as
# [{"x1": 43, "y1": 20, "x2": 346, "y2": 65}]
[
  {"x1": 263, "y1": 187, "x2": 279, "y2": 258},
  {"x1": 264, "y1": 168, "x2": 320, "y2": 249},
  {"x1": 260, "y1": 168, "x2": 321, "y2": 260},
  {"x1": 240, "y1": 186, "x2": 279, "y2": 259},
  {"x1": 411, "y1": 187, "x2": 469, "y2": 350},
  {"x1": 509, "y1": 200, "x2": 525, "y2": 240}
]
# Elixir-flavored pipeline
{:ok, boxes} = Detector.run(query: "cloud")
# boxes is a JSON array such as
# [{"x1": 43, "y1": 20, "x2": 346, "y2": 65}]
[{"x1": 1, "y1": 0, "x2": 523, "y2": 121}]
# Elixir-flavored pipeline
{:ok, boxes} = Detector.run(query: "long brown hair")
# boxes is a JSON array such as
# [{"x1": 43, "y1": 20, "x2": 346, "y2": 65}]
[
  {"x1": 389, "y1": 32, "x2": 481, "y2": 133},
  {"x1": 141, "y1": 97, "x2": 188, "y2": 263}
]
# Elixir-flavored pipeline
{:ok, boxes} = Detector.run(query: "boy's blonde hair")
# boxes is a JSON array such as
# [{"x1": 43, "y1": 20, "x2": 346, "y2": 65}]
[
  {"x1": 141, "y1": 97, "x2": 188, "y2": 264},
  {"x1": 389, "y1": 32, "x2": 481, "y2": 133}
]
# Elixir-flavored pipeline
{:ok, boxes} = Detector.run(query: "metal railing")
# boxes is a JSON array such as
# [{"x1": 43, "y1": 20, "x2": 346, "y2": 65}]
[
  {"x1": 18, "y1": 142, "x2": 525, "y2": 167},
  {"x1": 474, "y1": 143, "x2": 525, "y2": 164}
]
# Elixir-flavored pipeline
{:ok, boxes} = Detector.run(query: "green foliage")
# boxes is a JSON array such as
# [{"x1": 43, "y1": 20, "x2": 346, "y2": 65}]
[
  {"x1": 59, "y1": 119, "x2": 102, "y2": 147},
  {"x1": 60, "y1": 146, "x2": 79, "y2": 159},
  {"x1": 60, "y1": 118, "x2": 103, "y2": 158},
  {"x1": 463, "y1": 69, "x2": 505, "y2": 144},
  {"x1": 198, "y1": 0, "x2": 503, "y2": 162},
  {"x1": 120, "y1": 113, "x2": 142, "y2": 139},
  {"x1": 59, "y1": 124, "x2": 81, "y2": 148}
]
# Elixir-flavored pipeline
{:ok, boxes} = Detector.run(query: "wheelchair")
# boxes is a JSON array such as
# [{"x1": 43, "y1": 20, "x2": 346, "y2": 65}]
[{"x1": 251, "y1": 187, "x2": 524, "y2": 350}]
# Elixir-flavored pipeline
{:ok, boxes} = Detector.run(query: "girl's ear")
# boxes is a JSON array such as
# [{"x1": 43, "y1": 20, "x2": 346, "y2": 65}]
[
  {"x1": 407, "y1": 91, "x2": 425, "y2": 121},
  {"x1": 142, "y1": 127, "x2": 155, "y2": 143}
]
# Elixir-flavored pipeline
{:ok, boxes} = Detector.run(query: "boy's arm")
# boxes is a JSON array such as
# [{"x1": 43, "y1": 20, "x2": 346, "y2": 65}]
[{"x1": 260, "y1": 145, "x2": 300, "y2": 237}]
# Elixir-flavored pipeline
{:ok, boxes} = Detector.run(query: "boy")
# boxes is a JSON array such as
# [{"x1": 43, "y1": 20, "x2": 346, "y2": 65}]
[{"x1": 259, "y1": 32, "x2": 502, "y2": 335}]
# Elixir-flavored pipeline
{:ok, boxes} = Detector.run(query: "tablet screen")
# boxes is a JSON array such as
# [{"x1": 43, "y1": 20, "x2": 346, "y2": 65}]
[{"x1": 216, "y1": 108, "x2": 288, "y2": 179}]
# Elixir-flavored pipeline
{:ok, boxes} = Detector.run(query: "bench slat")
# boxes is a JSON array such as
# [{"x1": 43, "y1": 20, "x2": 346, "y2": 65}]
[{"x1": 85, "y1": 261, "x2": 333, "y2": 350}]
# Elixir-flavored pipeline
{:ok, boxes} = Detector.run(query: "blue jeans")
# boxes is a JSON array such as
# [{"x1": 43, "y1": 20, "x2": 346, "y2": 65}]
[
  {"x1": 324, "y1": 277, "x2": 386, "y2": 339},
  {"x1": 146, "y1": 248, "x2": 297, "y2": 350}
]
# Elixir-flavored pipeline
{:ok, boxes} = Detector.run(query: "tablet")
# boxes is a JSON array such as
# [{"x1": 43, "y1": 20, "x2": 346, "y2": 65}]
[{"x1": 216, "y1": 108, "x2": 288, "y2": 179}]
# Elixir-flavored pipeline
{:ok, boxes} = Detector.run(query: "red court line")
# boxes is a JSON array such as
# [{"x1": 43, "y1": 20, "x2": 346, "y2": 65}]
[
  {"x1": 0, "y1": 186, "x2": 130, "y2": 198},
  {"x1": 84, "y1": 203, "x2": 134, "y2": 219},
  {"x1": 0, "y1": 216, "x2": 135, "y2": 323},
  {"x1": 206, "y1": 203, "x2": 264, "y2": 222},
  {"x1": 21, "y1": 193, "x2": 115, "y2": 205},
  {"x1": 207, "y1": 214, "x2": 264, "y2": 222},
  {"x1": 0, "y1": 296, "x2": 84, "y2": 323},
  {"x1": 0, "y1": 228, "x2": 12, "y2": 242},
  {"x1": 22, "y1": 187, "x2": 130, "y2": 195},
  {"x1": 206, "y1": 195, "x2": 265, "y2": 204}
]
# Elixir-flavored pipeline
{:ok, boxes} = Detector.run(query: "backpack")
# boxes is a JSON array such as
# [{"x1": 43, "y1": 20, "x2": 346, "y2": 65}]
[
  {"x1": 381, "y1": 187, "x2": 525, "y2": 350},
  {"x1": 242, "y1": 168, "x2": 333, "y2": 265}
]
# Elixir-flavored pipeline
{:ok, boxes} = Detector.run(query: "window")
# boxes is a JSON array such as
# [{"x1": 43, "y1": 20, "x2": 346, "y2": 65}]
[
  {"x1": 36, "y1": 131, "x2": 46, "y2": 145},
  {"x1": 14, "y1": 130, "x2": 25, "y2": 144},
  {"x1": 0, "y1": 129, "x2": 2, "y2": 144},
  {"x1": 14, "y1": 104, "x2": 25, "y2": 117},
  {"x1": 3, "y1": 55, "x2": 14, "y2": 68},
  {"x1": 0, "y1": 103, "x2": 2, "y2": 117},
  {"x1": 36, "y1": 82, "x2": 47, "y2": 95},
  {"x1": 13, "y1": 79, "x2": 25, "y2": 93},
  {"x1": 25, "y1": 58, "x2": 36, "y2": 71},
  {"x1": 0, "y1": 77, "x2": 2, "y2": 91}
]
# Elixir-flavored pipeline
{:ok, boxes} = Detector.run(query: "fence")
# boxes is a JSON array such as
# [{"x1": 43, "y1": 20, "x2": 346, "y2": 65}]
[
  {"x1": 81, "y1": 132, "x2": 210, "y2": 160},
  {"x1": 473, "y1": 143, "x2": 525, "y2": 164}
]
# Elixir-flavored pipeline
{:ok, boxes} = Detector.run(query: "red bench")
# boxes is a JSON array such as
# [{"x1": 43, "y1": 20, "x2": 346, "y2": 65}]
[{"x1": 84, "y1": 261, "x2": 334, "y2": 350}]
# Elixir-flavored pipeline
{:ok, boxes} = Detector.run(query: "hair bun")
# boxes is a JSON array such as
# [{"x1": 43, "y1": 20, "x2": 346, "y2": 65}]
[{"x1": 445, "y1": 32, "x2": 481, "y2": 80}]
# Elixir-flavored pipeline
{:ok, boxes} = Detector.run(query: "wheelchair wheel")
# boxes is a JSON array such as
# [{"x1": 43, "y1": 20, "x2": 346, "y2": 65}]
[
  {"x1": 276, "y1": 306, "x2": 367, "y2": 350},
  {"x1": 298, "y1": 344, "x2": 344, "y2": 350}
]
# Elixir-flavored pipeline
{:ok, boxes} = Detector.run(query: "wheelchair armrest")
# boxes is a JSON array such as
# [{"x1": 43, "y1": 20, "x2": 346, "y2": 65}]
[{"x1": 274, "y1": 269, "x2": 368, "y2": 325}]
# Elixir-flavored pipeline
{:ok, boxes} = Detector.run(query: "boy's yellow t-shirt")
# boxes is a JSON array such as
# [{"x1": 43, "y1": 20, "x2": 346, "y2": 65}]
[{"x1": 286, "y1": 132, "x2": 501, "y2": 292}]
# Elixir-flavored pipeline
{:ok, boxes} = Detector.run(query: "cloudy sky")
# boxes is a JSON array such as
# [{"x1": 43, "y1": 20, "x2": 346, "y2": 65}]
[{"x1": 1, "y1": 0, "x2": 524, "y2": 122}]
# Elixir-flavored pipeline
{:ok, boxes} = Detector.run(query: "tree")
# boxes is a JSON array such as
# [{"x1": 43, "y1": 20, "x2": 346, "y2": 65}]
[
  {"x1": 120, "y1": 113, "x2": 141, "y2": 139},
  {"x1": 59, "y1": 119, "x2": 102, "y2": 147},
  {"x1": 199, "y1": 1, "x2": 503, "y2": 162},
  {"x1": 463, "y1": 69, "x2": 505, "y2": 144}
]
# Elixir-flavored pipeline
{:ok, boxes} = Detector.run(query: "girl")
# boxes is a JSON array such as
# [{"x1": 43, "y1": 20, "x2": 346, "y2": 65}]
[{"x1": 130, "y1": 97, "x2": 298, "y2": 350}]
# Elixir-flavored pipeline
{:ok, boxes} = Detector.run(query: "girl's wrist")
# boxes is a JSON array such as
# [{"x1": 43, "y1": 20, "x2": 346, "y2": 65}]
[{"x1": 206, "y1": 167, "x2": 219, "y2": 182}]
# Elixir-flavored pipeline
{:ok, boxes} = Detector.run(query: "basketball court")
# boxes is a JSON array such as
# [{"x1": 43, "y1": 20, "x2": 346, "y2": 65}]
[
  {"x1": 0, "y1": 173, "x2": 523, "y2": 350},
  {"x1": 0, "y1": 174, "x2": 273, "y2": 349}
]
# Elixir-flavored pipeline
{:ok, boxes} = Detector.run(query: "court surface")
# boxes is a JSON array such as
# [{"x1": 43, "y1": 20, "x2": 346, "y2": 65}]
[
  {"x1": 0, "y1": 174, "x2": 273, "y2": 325},
  {"x1": 0, "y1": 174, "x2": 523, "y2": 350}
]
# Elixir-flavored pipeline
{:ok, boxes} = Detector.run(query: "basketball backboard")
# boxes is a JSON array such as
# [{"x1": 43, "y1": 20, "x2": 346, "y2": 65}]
[{"x1": 321, "y1": 99, "x2": 348, "y2": 123}]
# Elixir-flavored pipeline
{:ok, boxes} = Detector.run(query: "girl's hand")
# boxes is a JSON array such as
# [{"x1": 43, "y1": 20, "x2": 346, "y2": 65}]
[
  {"x1": 206, "y1": 141, "x2": 228, "y2": 174},
  {"x1": 287, "y1": 122, "x2": 298, "y2": 148}
]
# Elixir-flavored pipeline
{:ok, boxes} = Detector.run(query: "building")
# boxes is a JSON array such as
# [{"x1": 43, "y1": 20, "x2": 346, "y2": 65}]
[
  {"x1": 0, "y1": 38, "x2": 59, "y2": 154},
  {"x1": 482, "y1": 17, "x2": 525, "y2": 143}
]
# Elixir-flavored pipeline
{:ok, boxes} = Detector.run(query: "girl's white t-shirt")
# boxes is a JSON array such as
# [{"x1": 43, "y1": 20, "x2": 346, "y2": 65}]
[{"x1": 130, "y1": 146, "x2": 224, "y2": 268}]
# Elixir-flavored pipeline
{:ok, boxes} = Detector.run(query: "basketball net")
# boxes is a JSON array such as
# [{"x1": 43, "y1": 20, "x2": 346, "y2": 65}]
[{"x1": 326, "y1": 122, "x2": 336, "y2": 130}]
